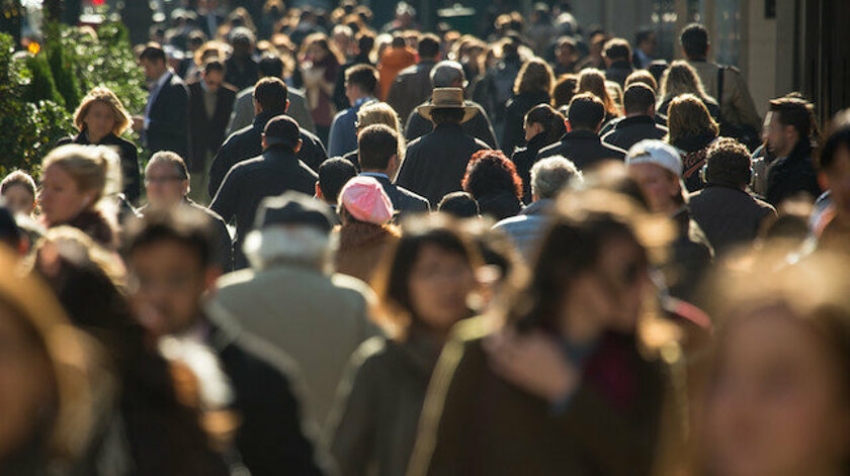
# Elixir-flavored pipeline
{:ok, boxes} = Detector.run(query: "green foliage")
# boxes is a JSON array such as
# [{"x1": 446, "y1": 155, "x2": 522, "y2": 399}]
[
  {"x1": 44, "y1": 22, "x2": 81, "y2": 112},
  {"x1": 23, "y1": 52, "x2": 65, "y2": 107}
]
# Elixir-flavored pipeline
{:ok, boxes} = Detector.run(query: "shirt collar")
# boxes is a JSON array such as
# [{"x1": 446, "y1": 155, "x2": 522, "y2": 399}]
[{"x1": 360, "y1": 171, "x2": 389, "y2": 180}]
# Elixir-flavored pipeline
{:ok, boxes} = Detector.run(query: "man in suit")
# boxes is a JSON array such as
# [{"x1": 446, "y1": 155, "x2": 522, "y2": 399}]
[
  {"x1": 327, "y1": 64, "x2": 378, "y2": 158},
  {"x1": 358, "y1": 124, "x2": 430, "y2": 215},
  {"x1": 133, "y1": 42, "x2": 190, "y2": 158},
  {"x1": 188, "y1": 59, "x2": 237, "y2": 203}
]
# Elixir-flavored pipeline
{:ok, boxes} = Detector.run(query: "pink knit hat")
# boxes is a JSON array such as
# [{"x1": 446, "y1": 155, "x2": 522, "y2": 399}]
[{"x1": 339, "y1": 176, "x2": 394, "y2": 224}]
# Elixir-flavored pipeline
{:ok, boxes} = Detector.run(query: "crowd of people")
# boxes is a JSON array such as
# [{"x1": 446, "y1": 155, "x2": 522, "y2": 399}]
[{"x1": 3, "y1": 1, "x2": 850, "y2": 475}]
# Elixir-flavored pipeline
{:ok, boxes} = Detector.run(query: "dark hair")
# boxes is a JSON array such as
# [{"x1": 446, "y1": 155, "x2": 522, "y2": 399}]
[
  {"x1": 552, "y1": 74, "x2": 578, "y2": 109},
  {"x1": 345, "y1": 64, "x2": 379, "y2": 95},
  {"x1": 603, "y1": 38, "x2": 632, "y2": 61},
  {"x1": 358, "y1": 124, "x2": 398, "y2": 170},
  {"x1": 648, "y1": 60, "x2": 669, "y2": 85},
  {"x1": 514, "y1": 58, "x2": 554, "y2": 96},
  {"x1": 125, "y1": 207, "x2": 218, "y2": 270},
  {"x1": 568, "y1": 93, "x2": 606, "y2": 131},
  {"x1": 625, "y1": 70, "x2": 658, "y2": 92},
  {"x1": 430, "y1": 107, "x2": 465, "y2": 125},
  {"x1": 253, "y1": 77, "x2": 289, "y2": 114},
  {"x1": 437, "y1": 192, "x2": 480, "y2": 218},
  {"x1": 623, "y1": 83, "x2": 656, "y2": 115},
  {"x1": 202, "y1": 59, "x2": 225, "y2": 75},
  {"x1": 148, "y1": 151, "x2": 189, "y2": 181},
  {"x1": 819, "y1": 110, "x2": 850, "y2": 171},
  {"x1": 318, "y1": 157, "x2": 357, "y2": 203},
  {"x1": 769, "y1": 96, "x2": 816, "y2": 142},
  {"x1": 636, "y1": 29, "x2": 655, "y2": 47},
  {"x1": 372, "y1": 216, "x2": 479, "y2": 339},
  {"x1": 680, "y1": 23, "x2": 709, "y2": 60},
  {"x1": 418, "y1": 33, "x2": 441, "y2": 59},
  {"x1": 391, "y1": 35, "x2": 406, "y2": 48},
  {"x1": 705, "y1": 138, "x2": 752, "y2": 187},
  {"x1": 356, "y1": 31, "x2": 375, "y2": 57},
  {"x1": 258, "y1": 53, "x2": 284, "y2": 78},
  {"x1": 525, "y1": 104, "x2": 566, "y2": 145},
  {"x1": 139, "y1": 42, "x2": 166, "y2": 63},
  {"x1": 462, "y1": 150, "x2": 523, "y2": 200}
]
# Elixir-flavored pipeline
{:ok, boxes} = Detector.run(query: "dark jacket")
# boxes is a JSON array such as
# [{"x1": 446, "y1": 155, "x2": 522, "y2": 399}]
[
  {"x1": 407, "y1": 319, "x2": 671, "y2": 476},
  {"x1": 208, "y1": 110, "x2": 327, "y2": 197},
  {"x1": 537, "y1": 129, "x2": 626, "y2": 170},
  {"x1": 386, "y1": 59, "x2": 437, "y2": 127},
  {"x1": 362, "y1": 173, "x2": 431, "y2": 215},
  {"x1": 145, "y1": 71, "x2": 190, "y2": 158},
  {"x1": 601, "y1": 115, "x2": 668, "y2": 153},
  {"x1": 210, "y1": 146, "x2": 318, "y2": 270},
  {"x1": 64, "y1": 209, "x2": 116, "y2": 249},
  {"x1": 688, "y1": 184, "x2": 777, "y2": 255},
  {"x1": 672, "y1": 132, "x2": 717, "y2": 193},
  {"x1": 605, "y1": 60, "x2": 634, "y2": 88},
  {"x1": 327, "y1": 332, "x2": 443, "y2": 476},
  {"x1": 475, "y1": 191, "x2": 523, "y2": 221},
  {"x1": 57, "y1": 131, "x2": 141, "y2": 204},
  {"x1": 511, "y1": 133, "x2": 558, "y2": 204},
  {"x1": 224, "y1": 55, "x2": 260, "y2": 91},
  {"x1": 396, "y1": 123, "x2": 491, "y2": 205},
  {"x1": 766, "y1": 139, "x2": 822, "y2": 206},
  {"x1": 188, "y1": 81, "x2": 238, "y2": 172},
  {"x1": 207, "y1": 314, "x2": 326, "y2": 476},
  {"x1": 405, "y1": 101, "x2": 498, "y2": 149},
  {"x1": 501, "y1": 91, "x2": 550, "y2": 156},
  {"x1": 669, "y1": 207, "x2": 714, "y2": 303}
]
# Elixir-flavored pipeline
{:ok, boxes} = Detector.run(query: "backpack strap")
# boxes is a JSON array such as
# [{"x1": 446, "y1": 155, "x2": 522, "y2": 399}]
[{"x1": 716, "y1": 64, "x2": 726, "y2": 116}]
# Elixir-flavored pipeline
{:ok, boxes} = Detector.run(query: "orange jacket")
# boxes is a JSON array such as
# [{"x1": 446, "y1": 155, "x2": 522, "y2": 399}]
[{"x1": 377, "y1": 46, "x2": 417, "y2": 100}]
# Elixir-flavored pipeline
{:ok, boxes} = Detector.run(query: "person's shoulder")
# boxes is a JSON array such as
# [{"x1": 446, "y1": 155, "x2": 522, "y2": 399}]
[
  {"x1": 186, "y1": 199, "x2": 227, "y2": 223},
  {"x1": 493, "y1": 213, "x2": 529, "y2": 230},
  {"x1": 215, "y1": 268, "x2": 256, "y2": 290},
  {"x1": 395, "y1": 184, "x2": 429, "y2": 203},
  {"x1": 406, "y1": 135, "x2": 424, "y2": 150},
  {"x1": 602, "y1": 141, "x2": 627, "y2": 157},
  {"x1": 349, "y1": 336, "x2": 392, "y2": 372},
  {"x1": 235, "y1": 86, "x2": 253, "y2": 100},
  {"x1": 221, "y1": 83, "x2": 238, "y2": 95},
  {"x1": 537, "y1": 140, "x2": 564, "y2": 157},
  {"x1": 299, "y1": 127, "x2": 322, "y2": 144}
]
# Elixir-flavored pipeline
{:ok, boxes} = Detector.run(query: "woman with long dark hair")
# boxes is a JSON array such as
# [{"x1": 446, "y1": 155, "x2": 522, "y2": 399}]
[
  {"x1": 501, "y1": 58, "x2": 555, "y2": 156},
  {"x1": 511, "y1": 104, "x2": 567, "y2": 203}
]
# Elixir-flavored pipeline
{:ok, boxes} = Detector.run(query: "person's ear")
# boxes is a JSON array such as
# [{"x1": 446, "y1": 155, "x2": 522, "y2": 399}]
[
  {"x1": 285, "y1": 99, "x2": 290, "y2": 113},
  {"x1": 818, "y1": 171, "x2": 830, "y2": 193},
  {"x1": 315, "y1": 181, "x2": 323, "y2": 199},
  {"x1": 293, "y1": 139, "x2": 303, "y2": 153},
  {"x1": 203, "y1": 266, "x2": 222, "y2": 294},
  {"x1": 262, "y1": 134, "x2": 268, "y2": 149},
  {"x1": 181, "y1": 179, "x2": 190, "y2": 197}
]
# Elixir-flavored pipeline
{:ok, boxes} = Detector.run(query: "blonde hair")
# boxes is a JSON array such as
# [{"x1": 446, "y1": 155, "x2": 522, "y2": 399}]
[
  {"x1": 42, "y1": 144, "x2": 122, "y2": 205},
  {"x1": 513, "y1": 58, "x2": 554, "y2": 96},
  {"x1": 72, "y1": 87, "x2": 132, "y2": 136},
  {"x1": 577, "y1": 68, "x2": 621, "y2": 117},
  {"x1": 357, "y1": 101, "x2": 406, "y2": 158},
  {"x1": 658, "y1": 61, "x2": 710, "y2": 106},
  {"x1": 667, "y1": 93, "x2": 719, "y2": 143}
]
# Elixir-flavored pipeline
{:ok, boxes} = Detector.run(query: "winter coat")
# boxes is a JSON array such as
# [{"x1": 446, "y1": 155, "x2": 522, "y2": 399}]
[
  {"x1": 63, "y1": 209, "x2": 116, "y2": 249},
  {"x1": 512, "y1": 133, "x2": 560, "y2": 203},
  {"x1": 669, "y1": 207, "x2": 714, "y2": 303},
  {"x1": 688, "y1": 184, "x2": 776, "y2": 255},
  {"x1": 765, "y1": 139, "x2": 822, "y2": 206},
  {"x1": 335, "y1": 221, "x2": 401, "y2": 285},
  {"x1": 537, "y1": 129, "x2": 627, "y2": 170},
  {"x1": 501, "y1": 91, "x2": 551, "y2": 156},
  {"x1": 361, "y1": 173, "x2": 430, "y2": 216},
  {"x1": 57, "y1": 131, "x2": 141, "y2": 204},
  {"x1": 672, "y1": 132, "x2": 717, "y2": 193},
  {"x1": 187, "y1": 80, "x2": 237, "y2": 172},
  {"x1": 601, "y1": 115, "x2": 668, "y2": 153},
  {"x1": 474, "y1": 190, "x2": 523, "y2": 221},
  {"x1": 377, "y1": 47, "x2": 418, "y2": 100},
  {"x1": 605, "y1": 60, "x2": 634, "y2": 88},
  {"x1": 387, "y1": 60, "x2": 437, "y2": 126},
  {"x1": 405, "y1": 101, "x2": 498, "y2": 149}
]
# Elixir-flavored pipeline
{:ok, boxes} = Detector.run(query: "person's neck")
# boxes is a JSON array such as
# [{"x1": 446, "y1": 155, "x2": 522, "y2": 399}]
[
  {"x1": 85, "y1": 129, "x2": 108, "y2": 144},
  {"x1": 361, "y1": 168, "x2": 390, "y2": 177},
  {"x1": 559, "y1": 302, "x2": 603, "y2": 346},
  {"x1": 626, "y1": 112, "x2": 650, "y2": 119}
]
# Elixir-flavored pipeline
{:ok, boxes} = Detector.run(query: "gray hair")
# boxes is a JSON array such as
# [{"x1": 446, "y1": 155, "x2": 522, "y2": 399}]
[
  {"x1": 243, "y1": 225, "x2": 338, "y2": 272},
  {"x1": 531, "y1": 155, "x2": 583, "y2": 200},
  {"x1": 430, "y1": 60, "x2": 466, "y2": 88}
]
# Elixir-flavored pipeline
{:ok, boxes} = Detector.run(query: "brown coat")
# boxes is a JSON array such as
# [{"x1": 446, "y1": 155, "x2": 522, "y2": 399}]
[{"x1": 335, "y1": 221, "x2": 400, "y2": 285}]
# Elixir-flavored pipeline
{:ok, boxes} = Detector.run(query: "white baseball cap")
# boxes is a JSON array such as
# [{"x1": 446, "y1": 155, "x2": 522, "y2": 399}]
[{"x1": 625, "y1": 140, "x2": 683, "y2": 177}]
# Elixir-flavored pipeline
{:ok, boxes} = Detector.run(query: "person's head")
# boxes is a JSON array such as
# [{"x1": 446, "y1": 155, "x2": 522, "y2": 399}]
[
  {"x1": 145, "y1": 152, "x2": 190, "y2": 208},
  {"x1": 72, "y1": 87, "x2": 132, "y2": 140},
  {"x1": 567, "y1": 93, "x2": 606, "y2": 132},
  {"x1": 358, "y1": 124, "x2": 401, "y2": 175},
  {"x1": 462, "y1": 150, "x2": 523, "y2": 204},
  {"x1": 555, "y1": 36, "x2": 578, "y2": 66},
  {"x1": 430, "y1": 60, "x2": 466, "y2": 89},
  {"x1": 703, "y1": 138, "x2": 752, "y2": 189},
  {"x1": 513, "y1": 58, "x2": 554, "y2": 97},
  {"x1": 420, "y1": 88, "x2": 474, "y2": 126},
  {"x1": 257, "y1": 53, "x2": 285, "y2": 79},
  {"x1": 667, "y1": 93, "x2": 719, "y2": 143},
  {"x1": 1, "y1": 171, "x2": 37, "y2": 216},
  {"x1": 602, "y1": 38, "x2": 632, "y2": 67},
  {"x1": 818, "y1": 110, "x2": 850, "y2": 220},
  {"x1": 40, "y1": 145, "x2": 116, "y2": 226},
  {"x1": 524, "y1": 104, "x2": 566, "y2": 144},
  {"x1": 680, "y1": 23, "x2": 710, "y2": 60},
  {"x1": 577, "y1": 68, "x2": 619, "y2": 117},
  {"x1": 636, "y1": 29, "x2": 657, "y2": 55},
  {"x1": 625, "y1": 70, "x2": 658, "y2": 93},
  {"x1": 200, "y1": 59, "x2": 226, "y2": 93},
  {"x1": 356, "y1": 30, "x2": 375, "y2": 58},
  {"x1": 438, "y1": 192, "x2": 480, "y2": 218},
  {"x1": 0, "y1": 247, "x2": 94, "y2": 467},
  {"x1": 356, "y1": 101, "x2": 403, "y2": 136},
  {"x1": 243, "y1": 191, "x2": 336, "y2": 272},
  {"x1": 252, "y1": 77, "x2": 289, "y2": 116},
  {"x1": 139, "y1": 43, "x2": 168, "y2": 81},
  {"x1": 552, "y1": 74, "x2": 578, "y2": 109},
  {"x1": 530, "y1": 155, "x2": 583, "y2": 201},
  {"x1": 626, "y1": 140, "x2": 685, "y2": 214},
  {"x1": 261, "y1": 115, "x2": 303, "y2": 153},
  {"x1": 765, "y1": 96, "x2": 815, "y2": 158},
  {"x1": 338, "y1": 176, "x2": 394, "y2": 225},
  {"x1": 125, "y1": 207, "x2": 221, "y2": 338},
  {"x1": 700, "y1": 252, "x2": 850, "y2": 476},
  {"x1": 372, "y1": 215, "x2": 482, "y2": 340},
  {"x1": 623, "y1": 83, "x2": 657, "y2": 117},
  {"x1": 659, "y1": 60, "x2": 708, "y2": 103},
  {"x1": 229, "y1": 27, "x2": 256, "y2": 58},
  {"x1": 316, "y1": 157, "x2": 357, "y2": 205},
  {"x1": 344, "y1": 64, "x2": 379, "y2": 105},
  {"x1": 417, "y1": 33, "x2": 440, "y2": 60}
]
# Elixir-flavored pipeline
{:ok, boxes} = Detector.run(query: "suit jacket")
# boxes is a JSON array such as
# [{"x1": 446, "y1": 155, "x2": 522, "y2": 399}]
[
  {"x1": 226, "y1": 86, "x2": 316, "y2": 137},
  {"x1": 361, "y1": 173, "x2": 430, "y2": 215},
  {"x1": 396, "y1": 123, "x2": 491, "y2": 205},
  {"x1": 537, "y1": 129, "x2": 626, "y2": 170},
  {"x1": 188, "y1": 81, "x2": 237, "y2": 172},
  {"x1": 386, "y1": 60, "x2": 437, "y2": 126},
  {"x1": 145, "y1": 71, "x2": 189, "y2": 158},
  {"x1": 601, "y1": 115, "x2": 668, "y2": 153},
  {"x1": 57, "y1": 131, "x2": 141, "y2": 204},
  {"x1": 405, "y1": 101, "x2": 498, "y2": 149}
]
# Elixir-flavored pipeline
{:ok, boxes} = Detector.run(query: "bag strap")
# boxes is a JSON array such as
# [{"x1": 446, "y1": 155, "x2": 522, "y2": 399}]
[{"x1": 716, "y1": 64, "x2": 725, "y2": 116}]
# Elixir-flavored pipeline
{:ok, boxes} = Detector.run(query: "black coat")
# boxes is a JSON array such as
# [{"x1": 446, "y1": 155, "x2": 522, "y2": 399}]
[
  {"x1": 224, "y1": 55, "x2": 260, "y2": 91},
  {"x1": 501, "y1": 91, "x2": 550, "y2": 156},
  {"x1": 476, "y1": 190, "x2": 523, "y2": 221},
  {"x1": 210, "y1": 146, "x2": 318, "y2": 270},
  {"x1": 688, "y1": 184, "x2": 776, "y2": 255},
  {"x1": 363, "y1": 173, "x2": 431, "y2": 215},
  {"x1": 672, "y1": 133, "x2": 717, "y2": 193},
  {"x1": 766, "y1": 140, "x2": 822, "y2": 206},
  {"x1": 537, "y1": 129, "x2": 626, "y2": 170},
  {"x1": 670, "y1": 208, "x2": 714, "y2": 303},
  {"x1": 208, "y1": 110, "x2": 327, "y2": 198},
  {"x1": 145, "y1": 71, "x2": 190, "y2": 158},
  {"x1": 57, "y1": 131, "x2": 141, "y2": 204},
  {"x1": 511, "y1": 133, "x2": 556, "y2": 204},
  {"x1": 207, "y1": 315, "x2": 326, "y2": 476},
  {"x1": 605, "y1": 60, "x2": 634, "y2": 88},
  {"x1": 396, "y1": 123, "x2": 491, "y2": 205},
  {"x1": 404, "y1": 101, "x2": 498, "y2": 149},
  {"x1": 188, "y1": 81, "x2": 237, "y2": 172},
  {"x1": 601, "y1": 115, "x2": 668, "y2": 153}
]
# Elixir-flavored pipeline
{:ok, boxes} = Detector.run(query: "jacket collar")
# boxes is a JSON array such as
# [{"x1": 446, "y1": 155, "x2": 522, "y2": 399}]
[
  {"x1": 521, "y1": 198, "x2": 553, "y2": 216},
  {"x1": 253, "y1": 110, "x2": 284, "y2": 131},
  {"x1": 564, "y1": 129, "x2": 601, "y2": 141},
  {"x1": 614, "y1": 115, "x2": 656, "y2": 129}
]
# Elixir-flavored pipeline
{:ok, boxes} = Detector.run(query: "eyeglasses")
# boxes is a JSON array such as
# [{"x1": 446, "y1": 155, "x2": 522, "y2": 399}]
[{"x1": 144, "y1": 176, "x2": 185, "y2": 185}]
